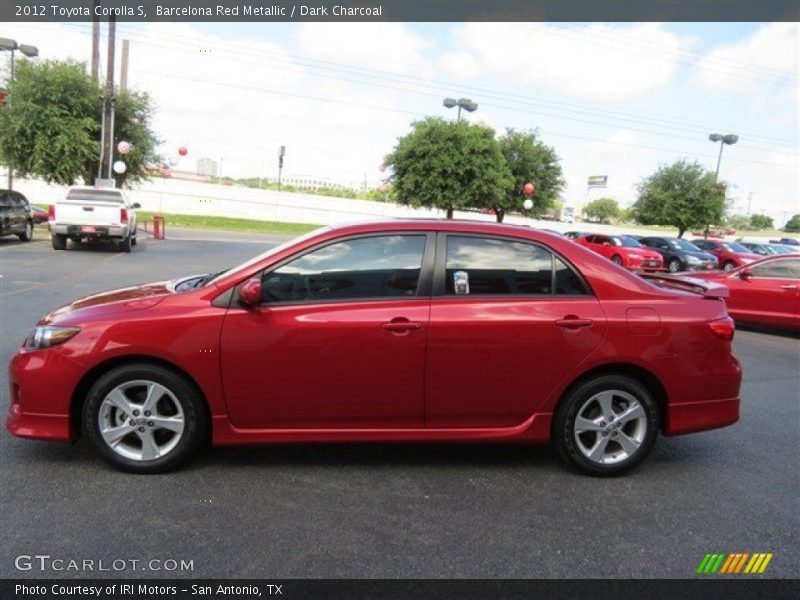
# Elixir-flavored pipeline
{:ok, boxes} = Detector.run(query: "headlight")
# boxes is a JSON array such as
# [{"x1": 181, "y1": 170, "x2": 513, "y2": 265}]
[
  {"x1": 628, "y1": 253, "x2": 642, "y2": 260},
  {"x1": 24, "y1": 326, "x2": 80, "y2": 350},
  {"x1": 686, "y1": 255, "x2": 701, "y2": 264}
]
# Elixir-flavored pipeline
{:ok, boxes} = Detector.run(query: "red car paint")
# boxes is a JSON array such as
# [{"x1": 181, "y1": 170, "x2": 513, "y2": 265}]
[
  {"x1": 678, "y1": 254, "x2": 800, "y2": 331},
  {"x1": 575, "y1": 233, "x2": 664, "y2": 271},
  {"x1": 691, "y1": 239, "x2": 761, "y2": 271},
  {"x1": 7, "y1": 220, "x2": 741, "y2": 447}
]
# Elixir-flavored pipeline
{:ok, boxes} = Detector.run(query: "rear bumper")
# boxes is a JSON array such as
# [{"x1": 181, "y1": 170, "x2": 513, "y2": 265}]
[
  {"x1": 51, "y1": 223, "x2": 130, "y2": 238},
  {"x1": 664, "y1": 397, "x2": 740, "y2": 436}
]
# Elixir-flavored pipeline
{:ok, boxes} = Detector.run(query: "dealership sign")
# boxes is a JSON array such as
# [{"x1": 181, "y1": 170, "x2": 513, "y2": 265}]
[{"x1": 588, "y1": 175, "x2": 608, "y2": 187}]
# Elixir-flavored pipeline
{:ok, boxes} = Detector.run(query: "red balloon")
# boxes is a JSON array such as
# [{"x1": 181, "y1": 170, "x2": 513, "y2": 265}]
[
  {"x1": 523, "y1": 182, "x2": 535, "y2": 195},
  {"x1": 178, "y1": 147, "x2": 188, "y2": 156}
]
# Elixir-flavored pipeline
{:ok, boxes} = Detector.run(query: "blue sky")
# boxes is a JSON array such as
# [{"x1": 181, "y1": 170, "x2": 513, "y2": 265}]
[{"x1": 6, "y1": 20, "x2": 799, "y2": 224}]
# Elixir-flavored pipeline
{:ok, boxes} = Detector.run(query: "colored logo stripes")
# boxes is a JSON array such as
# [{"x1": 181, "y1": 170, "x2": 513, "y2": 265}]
[{"x1": 697, "y1": 553, "x2": 773, "y2": 574}]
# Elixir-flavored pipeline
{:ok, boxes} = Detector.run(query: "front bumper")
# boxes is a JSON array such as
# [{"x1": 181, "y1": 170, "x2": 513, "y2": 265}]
[
  {"x1": 6, "y1": 348, "x2": 82, "y2": 442},
  {"x1": 50, "y1": 223, "x2": 130, "y2": 239}
]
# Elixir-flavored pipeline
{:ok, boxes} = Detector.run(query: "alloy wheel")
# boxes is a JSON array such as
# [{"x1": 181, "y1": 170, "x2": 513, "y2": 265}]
[
  {"x1": 573, "y1": 389, "x2": 647, "y2": 465},
  {"x1": 97, "y1": 379, "x2": 185, "y2": 461}
]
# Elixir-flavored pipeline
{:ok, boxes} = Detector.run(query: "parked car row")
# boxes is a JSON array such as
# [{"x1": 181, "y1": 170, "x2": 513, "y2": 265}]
[{"x1": 558, "y1": 229, "x2": 799, "y2": 332}]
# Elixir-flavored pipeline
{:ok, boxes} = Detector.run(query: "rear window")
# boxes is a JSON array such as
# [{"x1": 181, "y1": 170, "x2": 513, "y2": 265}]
[{"x1": 66, "y1": 189, "x2": 124, "y2": 203}]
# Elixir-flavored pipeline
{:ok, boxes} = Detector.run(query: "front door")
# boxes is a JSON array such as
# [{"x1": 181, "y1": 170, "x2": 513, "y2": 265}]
[
  {"x1": 425, "y1": 234, "x2": 606, "y2": 428},
  {"x1": 220, "y1": 233, "x2": 434, "y2": 429}
]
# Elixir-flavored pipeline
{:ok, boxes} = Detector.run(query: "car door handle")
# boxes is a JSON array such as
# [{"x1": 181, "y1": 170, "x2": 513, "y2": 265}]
[
  {"x1": 381, "y1": 320, "x2": 422, "y2": 332},
  {"x1": 555, "y1": 317, "x2": 594, "y2": 329},
  {"x1": 780, "y1": 285, "x2": 797, "y2": 290}
]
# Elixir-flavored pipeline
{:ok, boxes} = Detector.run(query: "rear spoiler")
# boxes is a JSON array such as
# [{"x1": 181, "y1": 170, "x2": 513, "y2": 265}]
[{"x1": 639, "y1": 273, "x2": 729, "y2": 299}]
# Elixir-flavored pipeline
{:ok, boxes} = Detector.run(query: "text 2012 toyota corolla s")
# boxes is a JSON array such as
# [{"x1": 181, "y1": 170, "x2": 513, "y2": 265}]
[{"x1": 7, "y1": 221, "x2": 742, "y2": 475}]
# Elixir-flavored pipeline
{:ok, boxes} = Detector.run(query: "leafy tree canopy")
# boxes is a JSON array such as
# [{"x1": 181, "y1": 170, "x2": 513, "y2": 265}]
[
  {"x1": 784, "y1": 214, "x2": 800, "y2": 233},
  {"x1": 384, "y1": 117, "x2": 512, "y2": 219},
  {"x1": 632, "y1": 159, "x2": 725, "y2": 238},
  {"x1": 495, "y1": 128, "x2": 564, "y2": 222},
  {"x1": 748, "y1": 213, "x2": 773, "y2": 230},
  {"x1": 584, "y1": 197, "x2": 620, "y2": 223}
]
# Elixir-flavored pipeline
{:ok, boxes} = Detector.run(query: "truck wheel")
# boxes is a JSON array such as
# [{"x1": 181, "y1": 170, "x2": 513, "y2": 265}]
[
  {"x1": 119, "y1": 234, "x2": 132, "y2": 253},
  {"x1": 51, "y1": 234, "x2": 67, "y2": 250},
  {"x1": 131, "y1": 232, "x2": 137, "y2": 246},
  {"x1": 18, "y1": 220, "x2": 33, "y2": 242}
]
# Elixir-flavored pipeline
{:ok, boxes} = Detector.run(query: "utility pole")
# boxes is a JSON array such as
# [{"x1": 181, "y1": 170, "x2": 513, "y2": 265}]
[
  {"x1": 746, "y1": 192, "x2": 753, "y2": 216},
  {"x1": 277, "y1": 145, "x2": 285, "y2": 193},
  {"x1": 91, "y1": 8, "x2": 100, "y2": 83},
  {"x1": 120, "y1": 39, "x2": 129, "y2": 92},
  {"x1": 100, "y1": 15, "x2": 116, "y2": 184}
]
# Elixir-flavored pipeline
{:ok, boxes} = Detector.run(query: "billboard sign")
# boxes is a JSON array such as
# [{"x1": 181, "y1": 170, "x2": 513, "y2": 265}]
[{"x1": 588, "y1": 175, "x2": 608, "y2": 187}]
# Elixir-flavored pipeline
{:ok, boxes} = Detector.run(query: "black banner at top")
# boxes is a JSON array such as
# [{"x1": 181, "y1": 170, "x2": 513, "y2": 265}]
[{"x1": 2, "y1": 0, "x2": 799, "y2": 22}]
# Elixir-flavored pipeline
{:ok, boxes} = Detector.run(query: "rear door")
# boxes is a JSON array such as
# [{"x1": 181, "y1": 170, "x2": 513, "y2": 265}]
[{"x1": 425, "y1": 233, "x2": 606, "y2": 428}]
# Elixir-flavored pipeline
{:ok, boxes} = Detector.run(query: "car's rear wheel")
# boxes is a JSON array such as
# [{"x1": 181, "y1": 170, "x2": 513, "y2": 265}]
[
  {"x1": 611, "y1": 255, "x2": 623, "y2": 266},
  {"x1": 723, "y1": 261, "x2": 736, "y2": 271},
  {"x1": 51, "y1": 233, "x2": 67, "y2": 250},
  {"x1": 82, "y1": 364, "x2": 206, "y2": 473},
  {"x1": 118, "y1": 234, "x2": 132, "y2": 253},
  {"x1": 668, "y1": 258, "x2": 682, "y2": 272},
  {"x1": 18, "y1": 220, "x2": 33, "y2": 242},
  {"x1": 554, "y1": 375, "x2": 659, "y2": 476}
]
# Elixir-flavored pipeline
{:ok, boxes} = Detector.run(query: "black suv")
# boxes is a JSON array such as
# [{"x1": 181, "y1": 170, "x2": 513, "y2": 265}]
[
  {"x1": 0, "y1": 189, "x2": 34, "y2": 242},
  {"x1": 639, "y1": 236, "x2": 717, "y2": 272}
]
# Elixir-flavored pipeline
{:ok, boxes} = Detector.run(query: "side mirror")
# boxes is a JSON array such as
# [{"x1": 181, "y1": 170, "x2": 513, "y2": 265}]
[
  {"x1": 739, "y1": 269, "x2": 752, "y2": 280},
  {"x1": 132, "y1": 202, "x2": 142, "y2": 209},
  {"x1": 237, "y1": 278, "x2": 262, "y2": 306}
]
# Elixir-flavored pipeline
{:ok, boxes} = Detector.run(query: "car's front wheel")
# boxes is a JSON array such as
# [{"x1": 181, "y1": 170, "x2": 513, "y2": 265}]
[
  {"x1": 554, "y1": 375, "x2": 659, "y2": 476},
  {"x1": 723, "y1": 261, "x2": 736, "y2": 271},
  {"x1": 82, "y1": 364, "x2": 206, "y2": 473},
  {"x1": 668, "y1": 258, "x2": 682, "y2": 273},
  {"x1": 611, "y1": 255, "x2": 623, "y2": 266}
]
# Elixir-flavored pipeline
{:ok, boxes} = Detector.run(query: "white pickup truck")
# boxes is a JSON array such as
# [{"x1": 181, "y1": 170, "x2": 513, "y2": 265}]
[{"x1": 50, "y1": 186, "x2": 140, "y2": 252}]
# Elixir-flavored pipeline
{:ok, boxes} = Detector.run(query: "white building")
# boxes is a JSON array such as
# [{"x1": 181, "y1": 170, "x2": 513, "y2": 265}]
[{"x1": 196, "y1": 157, "x2": 219, "y2": 177}]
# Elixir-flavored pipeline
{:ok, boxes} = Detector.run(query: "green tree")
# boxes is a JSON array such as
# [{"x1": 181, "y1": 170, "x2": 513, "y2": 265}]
[
  {"x1": 748, "y1": 213, "x2": 773, "y2": 230},
  {"x1": 384, "y1": 117, "x2": 511, "y2": 219},
  {"x1": 725, "y1": 213, "x2": 751, "y2": 230},
  {"x1": 632, "y1": 159, "x2": 725, "y2": 238},
  {"x1": 584, "y1": 197, "x2": 620, "y2": 223},
  {"x1": 0, "y1": 58, "x2": 158, "y2": 187},
  {"x1": 784, "y1": 214, "x2": 800, "y2": 232},
  {"x1": 496, "y1": 128, "x2": 564, "y2": 222}
]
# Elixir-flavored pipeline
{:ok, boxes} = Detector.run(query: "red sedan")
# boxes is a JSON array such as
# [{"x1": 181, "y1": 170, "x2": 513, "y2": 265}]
[
  {"x1": 575, "y1": 233, "x2": 664, "y2": 270},
  {"x1": 691, "y1": 239, "x2": 761, "y2": 271},
  {"x1": 678, "y1": 254, "x2": 799, "y2": 331},
  {"x1": 7, "y1": 221, "x2": 742, "y2": 476}
]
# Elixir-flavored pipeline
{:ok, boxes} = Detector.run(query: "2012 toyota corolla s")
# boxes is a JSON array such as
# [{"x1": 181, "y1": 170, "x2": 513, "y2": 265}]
[{"x1": 6, "y1": 221, "x2": 742, "y2": 475}]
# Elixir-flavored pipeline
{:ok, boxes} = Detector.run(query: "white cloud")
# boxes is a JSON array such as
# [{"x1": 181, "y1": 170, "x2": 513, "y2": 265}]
[
  {"x1": 449, "y1": 23, "x2": 690, "y2": 103},
  {"x1": 438, "y1": 51, "x2": 479, "y2": 79},
  {"x1": 294, "y1": 23, "x2": 432, "y2": 77}
]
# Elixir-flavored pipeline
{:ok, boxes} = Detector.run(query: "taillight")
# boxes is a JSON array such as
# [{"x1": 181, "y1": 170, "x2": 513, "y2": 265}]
[
  {"x1": 120, "y1": 207, "x2": 128, "y2": 224},
  {"x1": 708, "y1": 317, "x2": 735, "y2": 341},
  {"x1": 48, "y1": 204, "x2": 55, "y2": 220}
]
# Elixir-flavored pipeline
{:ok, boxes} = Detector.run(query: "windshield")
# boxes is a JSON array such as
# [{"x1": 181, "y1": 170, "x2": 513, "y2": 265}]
[
  {"x1": 668, "y1": 238, "x2": 701, "y2": 251},
  {"x1": 722, "y1": 242, "x2": 750, "y2": 253},
  {"x1": 208, "y1": 226, "x2": 330, "y2": 285},
  {"x1": 609, "y1": 236, "x2": 641, "y2": 248}
]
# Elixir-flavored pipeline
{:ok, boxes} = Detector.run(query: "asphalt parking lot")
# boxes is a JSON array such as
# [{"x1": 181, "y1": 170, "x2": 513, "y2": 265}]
[{"x1": 1, "y1": 229, "x2": 798, "y2": 579}]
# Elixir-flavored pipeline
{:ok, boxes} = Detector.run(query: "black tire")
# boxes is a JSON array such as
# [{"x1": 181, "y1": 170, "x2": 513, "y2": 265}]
[
  {"x1": 118, "y1": 234, "x2": 132, "y2": 253},
  {"x1": 723, "y1": 261, "x2": 736, "y2": 271},
  {"x1": 667, "y1": 258, "x2": 682, "y2": 273},
  {"x1": 18, "y1": 219, "x2": 33, "y2": 242},
  {"x1": 131, "y1": 232, "x2": 137, "y2": 246},
  {"x1": 553, "y1": 374, "x2": 660, "y2": 476},
  {"x1": 82, "y1": 363, "x2": 206, "y2": 473},
  {"x1": 611, "y1": 255, "x2": 623, "y2": 266},
  {"x1": 51, "y1": 233, "x2": 67, "y2": 250}
]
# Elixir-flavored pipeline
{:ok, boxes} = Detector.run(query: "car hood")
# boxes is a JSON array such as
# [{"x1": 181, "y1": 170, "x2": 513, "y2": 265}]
[
  {"x1": 41, "y1": 281, "x2": 173, "y2": 325},
  {"x1": 739, "y1": 253, "x2": 762, "y2": 261},
  {"x1": 683, "y1": 250, "x2": 716, "y2": 261}
]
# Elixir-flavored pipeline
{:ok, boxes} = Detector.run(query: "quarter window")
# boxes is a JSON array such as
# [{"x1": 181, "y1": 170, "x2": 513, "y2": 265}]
[
  {"x1": 444, "y1": 235, "x2": 589, "y2": 296},
  {"x1": 261, "y1": 235, "x2": 426, "y2": 303}
]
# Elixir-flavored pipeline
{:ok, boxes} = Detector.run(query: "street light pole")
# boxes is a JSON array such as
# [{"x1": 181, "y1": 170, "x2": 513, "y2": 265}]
[
  {"x1": 0, "y1": 38, "x2": 39, "y2": 190},
  {"x1": 443, "y1": 97, "x2": 478, "y2": 121},
  {"x1": 705, "y1": 133, "x2": 738, "y2": 239}
]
